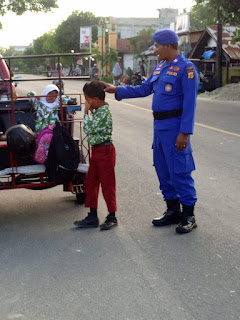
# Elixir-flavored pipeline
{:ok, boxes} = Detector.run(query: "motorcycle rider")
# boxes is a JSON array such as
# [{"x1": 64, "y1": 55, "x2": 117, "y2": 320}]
[
  {"x1": 51, "y1": 63, "x2": 65, "y2": 94},
  {"x1": 91, "y1": 64, "x2": 99, "y2": 80}
]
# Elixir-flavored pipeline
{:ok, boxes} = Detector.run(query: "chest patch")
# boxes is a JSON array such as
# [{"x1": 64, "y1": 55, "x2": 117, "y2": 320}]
[
  {"x1": 165, "y1": 84, "x2": 172, "y2": 92},
  {"x1": 169, "y1": 66, "x2": 180, "y2": 71}
]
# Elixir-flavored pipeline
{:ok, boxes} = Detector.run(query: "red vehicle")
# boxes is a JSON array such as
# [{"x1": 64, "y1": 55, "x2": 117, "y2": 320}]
[
  {"x1": 0, "y1": 54, "x2": 17, "y2": 101},
  {"x1": 0, "y1": 53, "x2": 91, "y2": 204}
]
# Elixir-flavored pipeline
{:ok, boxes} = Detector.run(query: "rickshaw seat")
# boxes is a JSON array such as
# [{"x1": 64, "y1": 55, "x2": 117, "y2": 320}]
[{"x1": 0, "y1": 163, "x2": 89, "y2": 177}]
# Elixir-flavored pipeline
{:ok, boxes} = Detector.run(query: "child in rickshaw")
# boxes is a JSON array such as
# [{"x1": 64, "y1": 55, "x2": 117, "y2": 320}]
[
  {"x1": 27, "y1": 84, "x2": 70, "y2": 133},
  {"x1": 74, "y1": 81, "x2": 118, "y2": 231}
]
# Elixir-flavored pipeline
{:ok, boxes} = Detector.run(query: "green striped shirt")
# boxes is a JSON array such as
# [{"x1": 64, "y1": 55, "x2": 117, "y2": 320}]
[{"x1": 83, "y1": 104, "x2": 112, "y2": 146}]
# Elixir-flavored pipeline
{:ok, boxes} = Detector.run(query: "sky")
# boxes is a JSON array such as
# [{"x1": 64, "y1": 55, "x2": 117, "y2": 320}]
[{"x1": 0, "y1": 0, "x2": 195, "y2": 48}]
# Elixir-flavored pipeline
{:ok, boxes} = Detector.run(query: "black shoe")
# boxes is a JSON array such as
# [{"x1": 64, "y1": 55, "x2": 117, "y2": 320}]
[
  {"x1": 176, "y1": 216, "x2": 197, "y2": 234},
  {"x1": 74, "y1": 215, "x2": 99, "y2": 228},
  {"x1": 100, "y1": 216, "x2": 118, "y2": 231}
]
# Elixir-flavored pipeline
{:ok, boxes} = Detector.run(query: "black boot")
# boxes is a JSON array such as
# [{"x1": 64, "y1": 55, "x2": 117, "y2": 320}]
[
  {"x1": 176, "y1": 205, "x2": 197, "y2": 234},
  {"x1": 152, "y1": 199, "x2": 181, "y2": 226}
]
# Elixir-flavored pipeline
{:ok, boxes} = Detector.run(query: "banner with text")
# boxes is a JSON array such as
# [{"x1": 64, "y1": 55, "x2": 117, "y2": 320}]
[{"x1": 80, "y1": 27, "x2": 92, "y2": 51}]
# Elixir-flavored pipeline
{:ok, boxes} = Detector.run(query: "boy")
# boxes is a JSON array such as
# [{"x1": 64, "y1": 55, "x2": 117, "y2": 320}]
[{"x1": 74, "y1": 81, "x2": 117, "y2": 231}]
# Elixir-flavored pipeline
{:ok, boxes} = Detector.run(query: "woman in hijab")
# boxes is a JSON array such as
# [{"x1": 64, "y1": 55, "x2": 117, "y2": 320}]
[{"x1": 28, "y1": 84, "x2": 70, "y2": 132}]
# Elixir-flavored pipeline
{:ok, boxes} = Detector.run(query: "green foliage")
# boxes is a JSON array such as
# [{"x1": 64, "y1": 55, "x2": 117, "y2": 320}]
[
  {"x1": 195, "y1": 0, "x2": 240, "y2": 24},
  {"x1": 0, "y1": 46, "x2": 33, "y2": 72},
  {"x1": 0, "y1": 0, "x2": 58, "y2": 29},
  {"x1": 33, "y1": 31, "x2": 59, "y2": 54},
  {"x1": 102, "y1": 74, "x2": 113, "y2": 83},
  {"x1": 92, "y1": 46, "x2": 118, "y2": 75},
  {"x1": 0, "y1": 0, "x2": 58, "y2": 16},
  {"x1": 129, "y1": 27, "x2": 155, "y2": 59},
  {"x1": 231, "y1": 29, "x2": 240, "y2": 43},
  {"x1": 54, "y1": 11, "x2": 100, "y2": 53},
  {"x1": 190, "y1": 3, "x2": 216, "y2": 30}
]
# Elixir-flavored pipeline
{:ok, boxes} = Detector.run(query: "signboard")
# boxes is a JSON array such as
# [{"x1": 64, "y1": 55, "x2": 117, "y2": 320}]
[
  {"x1": 175, "y1": 13, "x2": 190, "y2": 34},
  {"x1": 80, "y1": 27, "x2": 92, "y2": 51}
]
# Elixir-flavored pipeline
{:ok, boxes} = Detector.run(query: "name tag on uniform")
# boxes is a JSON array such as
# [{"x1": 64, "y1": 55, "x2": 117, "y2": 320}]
[{"x1": 166, "y1": 71, "x2": 177, "y2": 76}]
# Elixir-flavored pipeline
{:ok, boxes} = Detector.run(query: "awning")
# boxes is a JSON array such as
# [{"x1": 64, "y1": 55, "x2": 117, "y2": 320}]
[{"x1": 202, "y1": 50, "x2": 216, "y2": 59}]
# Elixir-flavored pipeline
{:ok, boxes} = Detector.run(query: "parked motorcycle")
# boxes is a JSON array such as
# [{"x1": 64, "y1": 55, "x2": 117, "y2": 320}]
[{"x1": 131, "y1": 72, "x2": 143, "y2": 86}]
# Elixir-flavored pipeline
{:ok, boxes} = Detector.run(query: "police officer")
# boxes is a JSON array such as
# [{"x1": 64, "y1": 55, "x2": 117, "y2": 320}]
[{"x1": 104, "y1": 29, "x2": 198, "y2": 234}]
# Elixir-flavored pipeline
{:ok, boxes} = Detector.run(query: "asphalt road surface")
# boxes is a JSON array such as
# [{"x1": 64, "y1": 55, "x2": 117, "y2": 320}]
[{"x1": 1, "y1": 77, "x2": 240, "y2": 320}]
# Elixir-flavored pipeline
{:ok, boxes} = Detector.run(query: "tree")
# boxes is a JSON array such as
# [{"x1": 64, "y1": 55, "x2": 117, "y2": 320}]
[
  {"x1": 0, "y1": 0, "x2": 58, "y2": 29},
  {"x1": 190, "y1": 4, "x2": 216, "y2": 30},
  {"x1": 194, "y1": 0, "x2": 240, "y2": 24},
  {"x1": 231, "y1": 29, "x2": 240, "y2": 43},
  {"x1": 92, "y1": 45, "x2": 118, "y2": 76},
  {"x1": 33, "y1": 31, "x2": 59, "y2": 54},
  {"x1": 0, "y1": 0, "x2": 58, "y2": 16},
  {"x1": 54, "y1": 11, "x2": 100, "y2": 53},
  {"x1": 129, "y1": 27, "x2": 155, "y2": 59}
]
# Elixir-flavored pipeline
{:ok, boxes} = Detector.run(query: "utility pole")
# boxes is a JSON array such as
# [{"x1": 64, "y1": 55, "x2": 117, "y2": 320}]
[
  {"x1": 215, "y1": 4, "x2": 222, "y2": 88},
  {"x1": 101, "y1": 22, "x2": 104, "y2": 80}
]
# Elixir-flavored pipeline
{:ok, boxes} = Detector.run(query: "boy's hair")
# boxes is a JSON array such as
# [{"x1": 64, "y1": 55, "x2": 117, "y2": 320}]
[{"x1": 83, "y1": 81, "x2": 105, "y2": 100}]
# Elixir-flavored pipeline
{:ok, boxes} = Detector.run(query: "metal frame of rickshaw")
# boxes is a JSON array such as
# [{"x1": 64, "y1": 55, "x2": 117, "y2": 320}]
[{"x1": 0, "y1": 53, "x2": 90, "y2": 203}]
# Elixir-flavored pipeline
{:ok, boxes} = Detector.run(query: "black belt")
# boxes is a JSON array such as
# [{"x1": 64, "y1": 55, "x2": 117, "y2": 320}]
[
  {"x1": 92, "y1": 140, "x2": 112, "y2": 147},
  {"x1": 153, "y1": 109, "x2": 183, "y2": 120}
]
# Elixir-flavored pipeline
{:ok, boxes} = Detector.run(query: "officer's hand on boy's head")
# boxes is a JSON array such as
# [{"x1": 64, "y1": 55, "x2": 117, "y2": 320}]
[{"x1": 103, "y1": 82, "x2": 117, "y2": 94}]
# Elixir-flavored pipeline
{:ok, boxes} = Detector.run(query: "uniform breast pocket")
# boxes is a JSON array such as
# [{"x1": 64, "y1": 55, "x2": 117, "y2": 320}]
[
  {"x1": 159, "y1": 76, "x2": 177, "y2": 96},
  {"x1": 150, "y1": 74, "x2": 160, "y2": 93}
]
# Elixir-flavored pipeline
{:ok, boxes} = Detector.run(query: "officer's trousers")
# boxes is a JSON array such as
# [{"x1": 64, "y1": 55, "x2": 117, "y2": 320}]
[{"x1": 153, "y1": 129, "x2": 197, "y2": 206}]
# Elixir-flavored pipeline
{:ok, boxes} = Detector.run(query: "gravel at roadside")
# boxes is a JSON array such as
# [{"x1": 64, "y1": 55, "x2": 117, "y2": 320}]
[{"x1": 199, "y1": 82, "x2": 240, "y2": 101}]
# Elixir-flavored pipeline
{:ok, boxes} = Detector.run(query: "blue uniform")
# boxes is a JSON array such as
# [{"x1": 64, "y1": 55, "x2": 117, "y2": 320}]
[{"x1": 115, "y1": 53, "x2": 197, "y2": 206}]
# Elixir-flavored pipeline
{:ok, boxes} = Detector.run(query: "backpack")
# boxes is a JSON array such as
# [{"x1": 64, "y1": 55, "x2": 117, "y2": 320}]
[
  {"x1": 33, "y1": 125, "x2": 54, "y2": 164},
  {"x1": 45, "y1": 122, "x2": 80, "y2": 183}
]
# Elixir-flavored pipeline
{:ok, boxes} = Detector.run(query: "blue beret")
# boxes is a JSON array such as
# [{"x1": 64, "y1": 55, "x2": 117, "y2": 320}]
[{"x1": 152, "y1": 29, "x2": 179, "y2": 45}]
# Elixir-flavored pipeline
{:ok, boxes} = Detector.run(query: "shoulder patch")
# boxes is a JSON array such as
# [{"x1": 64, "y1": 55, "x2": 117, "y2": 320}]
[{"x1": 186, "y1": 66, "x2": 195, "y2": 79}]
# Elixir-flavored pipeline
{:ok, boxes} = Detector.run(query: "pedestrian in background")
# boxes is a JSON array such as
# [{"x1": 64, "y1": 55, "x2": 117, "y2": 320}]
[
  {"x1": 112, "y1": 59, "x2": 122, "y2": 86},
  {"x1": 139, "y1": 60, "x2": 146, "y2": 77},
  {"x1": 104, "y1": 29, "x2": 198, "y2": 234}
]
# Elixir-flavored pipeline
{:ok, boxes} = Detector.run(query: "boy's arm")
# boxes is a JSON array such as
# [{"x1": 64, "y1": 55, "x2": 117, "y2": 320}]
[{"x1": 83, "y1": 101, "x2": 93, "y2": 134}]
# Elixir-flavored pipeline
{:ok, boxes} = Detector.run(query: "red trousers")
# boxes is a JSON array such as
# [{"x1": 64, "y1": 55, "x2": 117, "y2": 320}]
[{"x1": 85, "y1": 144, "x2": 117, "y2": 213}]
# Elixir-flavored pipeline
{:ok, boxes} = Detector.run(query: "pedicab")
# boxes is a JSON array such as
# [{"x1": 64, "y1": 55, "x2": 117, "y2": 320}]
[{"x1": 0, "y1": 53, "x2": 91, "y2": 204}]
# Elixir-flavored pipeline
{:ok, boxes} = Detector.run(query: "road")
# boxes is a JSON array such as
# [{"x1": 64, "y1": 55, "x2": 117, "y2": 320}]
[{"x1": 1, "y1": 77, "x2": 240, "y2": 320}]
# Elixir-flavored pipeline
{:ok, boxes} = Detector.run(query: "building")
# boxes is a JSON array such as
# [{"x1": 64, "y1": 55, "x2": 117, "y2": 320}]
[
  {"x1": 189, "y1": 25, "x2": 240, "y2": 86},
  {"x1": 97, "y1": 9, "x2": 179, "y2": 75},
  {"x1": 11, "y1": 46, "x2": 27, "y2": 52},
  {"x1": 113, "y1": 8, "x2": 178, "y2": 39}
]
